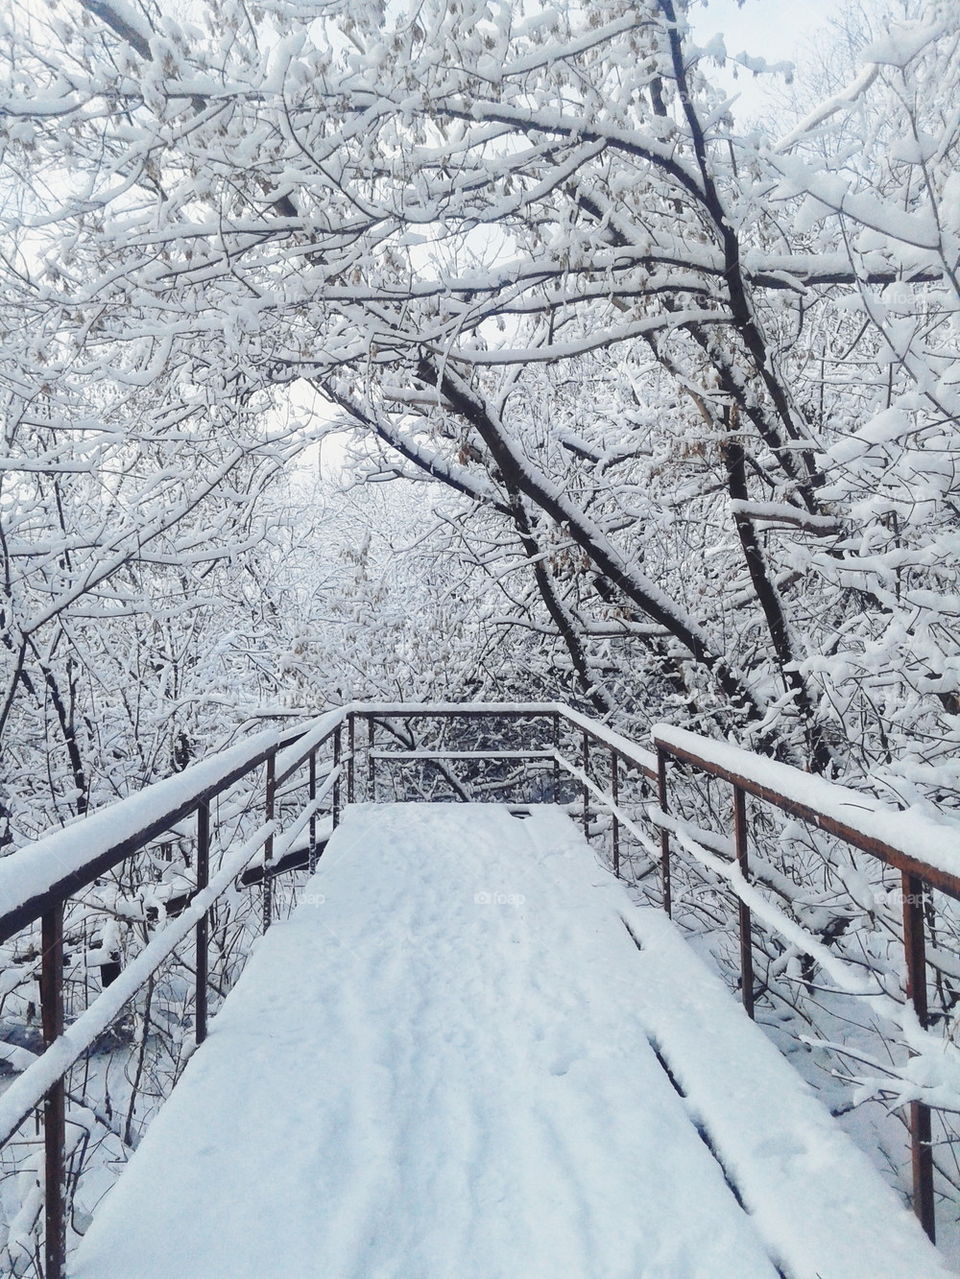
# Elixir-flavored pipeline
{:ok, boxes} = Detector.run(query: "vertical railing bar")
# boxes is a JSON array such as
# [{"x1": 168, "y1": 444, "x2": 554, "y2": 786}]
[
  {"x1": 308, "y1": 750, "x2": 318, "y2": 873},
  {"x1": 367, "y1": 716, "x2": 375, "y2": 804},
  {"x1": 903, "y1": 870, "x2": 936, "y2": 1241},
  {"x1": 347, "y1": 712, "x2": 355, "y2": 805},
  {"x1": 656, "y1": 746, "x2": 672, "y2": 918},
  {"x1": 262, "y1": 753, "x2": 276, "y2": 933},
  {"x1": 611, "y1": 748, "x2": 620, "y2": 879},
  {"x1": 332, "y1": 724, "x2": 342, "y2": 830},
  {"x1": 732, "y1": 784, "x2": 755, "y2": 1020},
  {"x1": 581, "y1": 728, "x2": 590, "y2": 835},
  {"x1": 195, "y1": 799, "x2": 210, "y2": 1045},
  {"x1": 552, "y1": 712, "x2": 561, "y2": 798},
  {"x1": 40, "y1": 903, "x2": 65, "y2": 1279}
]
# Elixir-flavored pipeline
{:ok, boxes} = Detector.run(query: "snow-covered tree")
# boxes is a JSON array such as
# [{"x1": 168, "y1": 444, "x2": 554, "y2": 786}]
[{"x1": 3, "y1": 0, "x2": 960, "y2": 1259}]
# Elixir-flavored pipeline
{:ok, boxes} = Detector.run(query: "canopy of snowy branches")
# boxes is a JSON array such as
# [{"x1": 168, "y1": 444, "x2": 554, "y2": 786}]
[{"x1": 0, "y1": 0, "x2": 957, "y2": 829}]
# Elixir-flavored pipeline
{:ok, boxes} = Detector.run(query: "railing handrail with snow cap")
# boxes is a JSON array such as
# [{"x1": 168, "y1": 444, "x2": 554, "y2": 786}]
[
  {"x1": 653, "y1": 724, "x2": 960, "y2": 898},
  {"x1": 0, "y1": 715, "x2": 331, "y2": 945}
]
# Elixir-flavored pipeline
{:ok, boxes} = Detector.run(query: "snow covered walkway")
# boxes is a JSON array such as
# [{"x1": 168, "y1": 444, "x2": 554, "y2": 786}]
[{"x1": 71, "y1": 804, "x2": 948, "y2": 1279}]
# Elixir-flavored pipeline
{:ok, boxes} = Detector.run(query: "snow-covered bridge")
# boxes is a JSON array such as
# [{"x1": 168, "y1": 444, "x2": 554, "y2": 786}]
[
  {"x1": 71, "y1": 804, "x2": 948, "y2": 1278},
  {"x1": 0, "y1": 705, "x2": 957, "y2": 1277}
]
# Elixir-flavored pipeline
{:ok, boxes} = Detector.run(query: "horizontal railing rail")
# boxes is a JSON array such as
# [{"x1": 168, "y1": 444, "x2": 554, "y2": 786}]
[
  {"x1": 0, "y1": 712, "x2": 342, "y2": 946},
  {"x1": 653, "y1": 725, "x2": 960, "y2": 901}
]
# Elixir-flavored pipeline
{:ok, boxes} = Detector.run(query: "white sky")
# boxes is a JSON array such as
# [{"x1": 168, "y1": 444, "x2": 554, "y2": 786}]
[
  {"x1": 689, "y1": 0, "x2": 844, "y2": 122},
  {"x1": 692, "y1": 0, "x2": 840, "y2": 60}
]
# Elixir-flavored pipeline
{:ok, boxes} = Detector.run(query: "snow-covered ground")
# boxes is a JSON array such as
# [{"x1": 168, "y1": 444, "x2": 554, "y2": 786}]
[{"x1": 71, "y1": 804, "x2": 948, "y2": 1278}]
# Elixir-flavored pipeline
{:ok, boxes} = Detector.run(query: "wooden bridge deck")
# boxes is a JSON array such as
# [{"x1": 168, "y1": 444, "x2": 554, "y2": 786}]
[{"x1": 70, "y1": 804, "x2": 946, "y2": 1279}]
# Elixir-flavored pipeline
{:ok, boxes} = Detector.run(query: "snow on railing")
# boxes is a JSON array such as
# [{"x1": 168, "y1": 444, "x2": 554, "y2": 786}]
[{"x1": 653, "y1": 724, "x2": 960, "y2": 889}]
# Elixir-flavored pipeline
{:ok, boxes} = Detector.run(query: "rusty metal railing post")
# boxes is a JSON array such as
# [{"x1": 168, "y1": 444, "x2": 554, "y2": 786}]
[
  {"x1": 40, "y1": 903, "x2": 65, "y2": 1279},
  {"x1": 262, "y1": 753, "x2": 276, "y2": 933},
  {"x1": 656, "y1": 746, "x2": 672, "y2": 918},
  {"x1": 581, "y1": 729, "x2": 590, "y2": 835},
  {"x1": 611, "y1": 749, "x2": 620, "y2": 878},
  {"x1": 195, "y1": 799, "x2": 210, "y2": 1045},
  {"x1": 347, "y1": 712, "x2": 355, "y2": 805},
  {"x1": 902, "y1": 871, "x2": 936, "y2": 1240},
  {"x1": 332, "y1": 725, "x2": 342, "y2": 828},
  {"x1": 732, "y1": 785, "x2": 755, "y2": 1020},
  {"x1": 308, "y1": 750, "x2": 318, "y2": 873}
]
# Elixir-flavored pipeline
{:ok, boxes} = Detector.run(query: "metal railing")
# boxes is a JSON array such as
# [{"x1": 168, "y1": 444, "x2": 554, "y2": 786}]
[
  {"x1": 0, "y1": 710, "x2": 346, "y2": 1279},
  {"x1": 0, "y1": 701, "x2": 956, "y2": 1271},
  {"x1": 348, "y1": 703, "x2": 656, "y2": 882},
  {"x1": 650, "y1": 723, "x2": 960, "y2": 1244}
]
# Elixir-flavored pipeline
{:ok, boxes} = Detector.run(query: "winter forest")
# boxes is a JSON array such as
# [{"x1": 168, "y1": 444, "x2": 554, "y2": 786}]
[{"x1": 1, "y1": 0, "x2": 960, "y2": 1271}]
